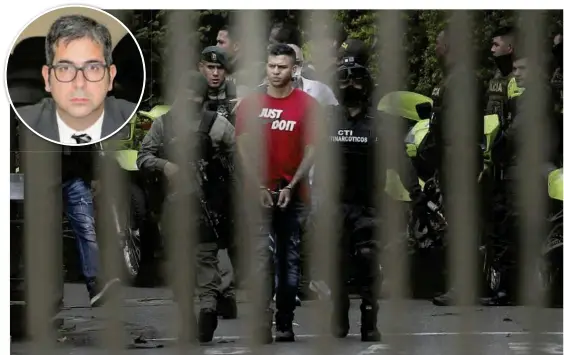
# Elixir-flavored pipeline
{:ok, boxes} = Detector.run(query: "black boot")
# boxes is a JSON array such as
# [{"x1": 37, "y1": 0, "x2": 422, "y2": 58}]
[
  {"x1": 360, "y1": 303, "x2": 381, "y2": 342},
  {"x1": 198, "y1": 308, "x2": 218, "y2": 343},
  {"x1": 217, "y1": 294, "x2": 238, "y2": 319},
  {"x1": 480, "y1": 290, "x2": 514, "y2": 306},
  {"x1": 275, "y1": 312, "x2": 295, "y2": 342}
]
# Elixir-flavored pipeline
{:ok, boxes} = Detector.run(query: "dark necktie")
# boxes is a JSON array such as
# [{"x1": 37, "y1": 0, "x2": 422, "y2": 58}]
[{"x1": 71, "y1": 133, "x2": 92, "y2": 144}]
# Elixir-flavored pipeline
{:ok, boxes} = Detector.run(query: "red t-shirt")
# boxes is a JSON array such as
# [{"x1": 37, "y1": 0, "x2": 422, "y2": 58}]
[{"x1": 235, "y1": 89, "x2": 317, "y2": 196}]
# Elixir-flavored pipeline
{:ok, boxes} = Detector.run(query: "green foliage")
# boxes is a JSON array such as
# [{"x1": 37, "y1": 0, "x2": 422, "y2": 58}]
[{"x1": 132, "y1": 10, "x2": 563, "y2": 100}]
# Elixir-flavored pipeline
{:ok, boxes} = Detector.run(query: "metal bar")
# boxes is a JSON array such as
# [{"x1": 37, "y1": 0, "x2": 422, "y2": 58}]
[
  {"x1": 306, "y1": 9, "x2": 341, "y2": 355},
  {"x1": 162, "y1": 9, "x2": 199, "y2": 349},
  {"x1": 444, "y1": 10, "x2": 480, "y2": 355},
  {"x1": 95, "y1": 10, "x2": 135, "y2": 352},
  {"x1": 232, "y1": 10, "x2": 269, "y2": 353},
  {"x1": 21, "y1": 125, "x2": 62, "y2": 353},
  {"x1": 375, "y1": 9, "x2": 411, "y2": 355},
  {"x1": 517, "y1": 10, "x2": 549, "y2": 355}
]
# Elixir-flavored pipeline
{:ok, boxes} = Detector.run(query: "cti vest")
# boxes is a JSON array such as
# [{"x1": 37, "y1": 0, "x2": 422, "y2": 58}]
[{"x1": 328, "y1": 107, "x2": 377, "y2": 205}]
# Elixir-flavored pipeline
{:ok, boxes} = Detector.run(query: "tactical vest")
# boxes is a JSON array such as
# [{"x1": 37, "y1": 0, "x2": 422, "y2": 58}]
[
  {"x1": 486, "y1": 69, "x2": 512, "y2": 124},
  {"x1": 328, "y1": 107, "x2": 377, "y2": 205},
  {"x1": 203, "y1": 81, "x2": 237, "y2": 123},
  {"x1": 160, "y1": 110, "x2": 218, "y2": 195}
]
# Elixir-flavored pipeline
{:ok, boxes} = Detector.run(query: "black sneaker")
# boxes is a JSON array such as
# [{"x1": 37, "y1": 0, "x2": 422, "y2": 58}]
[
  {"x1": 217, "y1": 294, "x2": 238, "y2": 319},
  {"x1": 198, "y1": 308, "x2": 218, "y2": 343},
  {"x1": 360, "y1": 304, "x2": 381, "y2": 342},
  {"x1": 88, "y1": 278, "x2": 120, "y2": 307},
  {"x1": 274, "y1": 314, "x2": 295, "y2": 342}
]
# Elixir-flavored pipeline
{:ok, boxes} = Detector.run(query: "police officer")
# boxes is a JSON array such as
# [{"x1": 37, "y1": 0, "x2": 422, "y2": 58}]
[
  {"x1": 480, "y1": 49, "x2": 560, "y2": 306},
  {"x1": 423, "y1": 28, "x2": 486, "y2": 306},
  {"x1": 487, "y1": 26, "x2": 517, "y2": 128},
  {"x1": 325, "y1": 58, "x2": 426, "y2": 341},
  {"x1": 199, "y1": 46, "x2": 238, "y2": 123},
  {"x1": 199, "y1": 46, "x2": 239, "y2": 319},
  {"x1": 136, "y1": 73, "x2": 236, "y2": 342}
]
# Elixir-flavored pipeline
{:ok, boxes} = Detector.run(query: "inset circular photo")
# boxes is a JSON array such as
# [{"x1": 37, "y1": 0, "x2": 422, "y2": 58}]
[{"x1": 5, "y1": 5, "x2": 146, "y2": 146}]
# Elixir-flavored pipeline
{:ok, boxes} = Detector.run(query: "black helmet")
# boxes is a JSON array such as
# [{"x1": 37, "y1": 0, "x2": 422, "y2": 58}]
[
  {"x1": 337, "y1": 58, "x2": 373, "y2": 89},
  {"x1": 336, "y1": 57, "x2": 373, "y2": 106}
]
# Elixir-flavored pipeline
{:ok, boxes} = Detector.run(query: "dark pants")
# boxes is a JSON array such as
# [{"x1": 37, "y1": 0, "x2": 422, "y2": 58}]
[
  {"x1": 256, "y1": 199, "x2": 307, "y2": 322},
  {"x1": 333, "y1": 204, "x2": 381, "y2": 314},
  {"x1": 162, "y1": 196, "x2": 221, "y2": 311},
  {"x1": 62, "y1": 178, "x2": 100, "y2": 289},
  {"x1": 490, "y1": 165, "x2": 553, "y2": 299}
]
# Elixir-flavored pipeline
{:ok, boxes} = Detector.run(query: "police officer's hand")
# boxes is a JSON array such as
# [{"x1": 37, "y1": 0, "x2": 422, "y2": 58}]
[
  {"x1": 277, "y1": 186, "x2": 292, "y2": 208},
  {"x1": 164, "y1": 162, "x2": 179, "y2": 178},
  {"x1": 260, "y1": 188, "x2": 274, "y2": 208}
]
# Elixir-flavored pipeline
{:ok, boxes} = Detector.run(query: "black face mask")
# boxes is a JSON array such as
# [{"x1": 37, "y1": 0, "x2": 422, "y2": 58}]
[
  {"x1": 494, "y1": 53, "x2": 514, "y2": 76},
  {"x1": 340, "y1": 86, "x2": 365, "y2": 107},
  {"x1": 553, "y1": 43, "x2": 563, "y2": 70}
]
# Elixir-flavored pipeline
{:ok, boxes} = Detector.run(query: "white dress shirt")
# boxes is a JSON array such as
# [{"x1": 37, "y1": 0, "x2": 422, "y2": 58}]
[{"x1": 57, "y1": 111, "x2": 104, "y2": 145}]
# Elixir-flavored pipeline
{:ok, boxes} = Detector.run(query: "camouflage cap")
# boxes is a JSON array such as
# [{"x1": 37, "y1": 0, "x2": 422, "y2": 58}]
[{"x1": 201, "y1": 46, "x2": 229, "y2": 69}]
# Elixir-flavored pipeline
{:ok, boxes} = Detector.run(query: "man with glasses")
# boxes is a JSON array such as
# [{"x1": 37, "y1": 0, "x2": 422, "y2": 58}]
[
  {"x1": 14, "y1": 14, "x2": 133, "y2": 307},
  {"x1": 16, "y1": 14, "x2": 136, "y2": 145}
]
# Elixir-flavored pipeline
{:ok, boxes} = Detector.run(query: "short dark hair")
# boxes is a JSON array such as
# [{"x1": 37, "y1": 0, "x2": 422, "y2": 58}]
[
  {"x1": 267, "y1": 43, "x2": 296, "y2": 64},
  {"x1": 45, "y1": 15, "x2": 113, "y2": 66},
  {"x1": 220, "y1": 24, "x2": 239, "y2": 42},
  {"x1": 492, "y1": 26, "x2": 515, "y2": 39}
]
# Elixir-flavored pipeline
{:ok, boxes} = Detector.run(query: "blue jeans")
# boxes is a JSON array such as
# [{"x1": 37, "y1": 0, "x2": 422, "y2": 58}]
[
  {"x1": 260, "y1": 200, "x2": 306, "y2": 318},
  {"x1": 63, "y1": 178, "x2": 99, "y2": 283}
]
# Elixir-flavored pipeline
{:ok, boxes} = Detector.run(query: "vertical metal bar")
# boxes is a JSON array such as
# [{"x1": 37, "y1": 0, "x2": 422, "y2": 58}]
[
  {"x1": 232, "y1": 9, "x2": 268, "y2": 353},
  {"x1": 96, "y1": 147, "x2": 127, "y2": 353},
  {"x1": 95, "y1": 10, "x2": 135, "y2": 352},
  {"x1": 444, "y1": 10, "x2": 480, "y2": 355},
  {"x1": 375, "y1": 9, "x2": 411, "y2": 354},
  {"x1": 306, "y1": 10, "x2": 340, "y2": 355},
  {"x1": 517, "y1": 10, "x2": 549, "y2": 355},
  {"x1": 22, "y1": 127, "x2": 62, "y2": 353},
  {"x1": 162, "y1": 10, "x2": 198, "y2": 349}
]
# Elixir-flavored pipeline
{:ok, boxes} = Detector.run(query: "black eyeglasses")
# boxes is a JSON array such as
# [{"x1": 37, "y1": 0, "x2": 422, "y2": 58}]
[{"x1": 50, "y1": 62, "x2": 108, "y2": 83}]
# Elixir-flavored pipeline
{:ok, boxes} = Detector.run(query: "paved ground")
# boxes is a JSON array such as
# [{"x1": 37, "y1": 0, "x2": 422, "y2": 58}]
[{"x1": 10, "y1": 283, "x2": 564, "y2": 355}]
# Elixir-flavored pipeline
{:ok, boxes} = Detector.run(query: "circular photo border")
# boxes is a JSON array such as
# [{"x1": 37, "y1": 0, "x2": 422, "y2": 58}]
[{"x1": 5, "y1": 4, "x2": 146, "y2": 147}]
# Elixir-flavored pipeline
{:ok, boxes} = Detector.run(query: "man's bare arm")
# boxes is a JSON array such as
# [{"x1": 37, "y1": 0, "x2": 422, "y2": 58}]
[{"x1": 287, "y1": 145, "x2": 315, "y2": 189}]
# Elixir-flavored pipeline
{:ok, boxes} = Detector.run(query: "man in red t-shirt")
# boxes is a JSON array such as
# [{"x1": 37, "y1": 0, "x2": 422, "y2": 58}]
[{"x1": 235, "y1": 43, "x2": 317, "y2": 344}]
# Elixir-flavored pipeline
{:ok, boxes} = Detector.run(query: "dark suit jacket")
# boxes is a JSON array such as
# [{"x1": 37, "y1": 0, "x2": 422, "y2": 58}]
[
  {"x1": 16, "y1": 96, "x2": 136, "y2": 143},
  {"x1": 16, "y1": 96, "x2": 136, "y2": 183}
]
